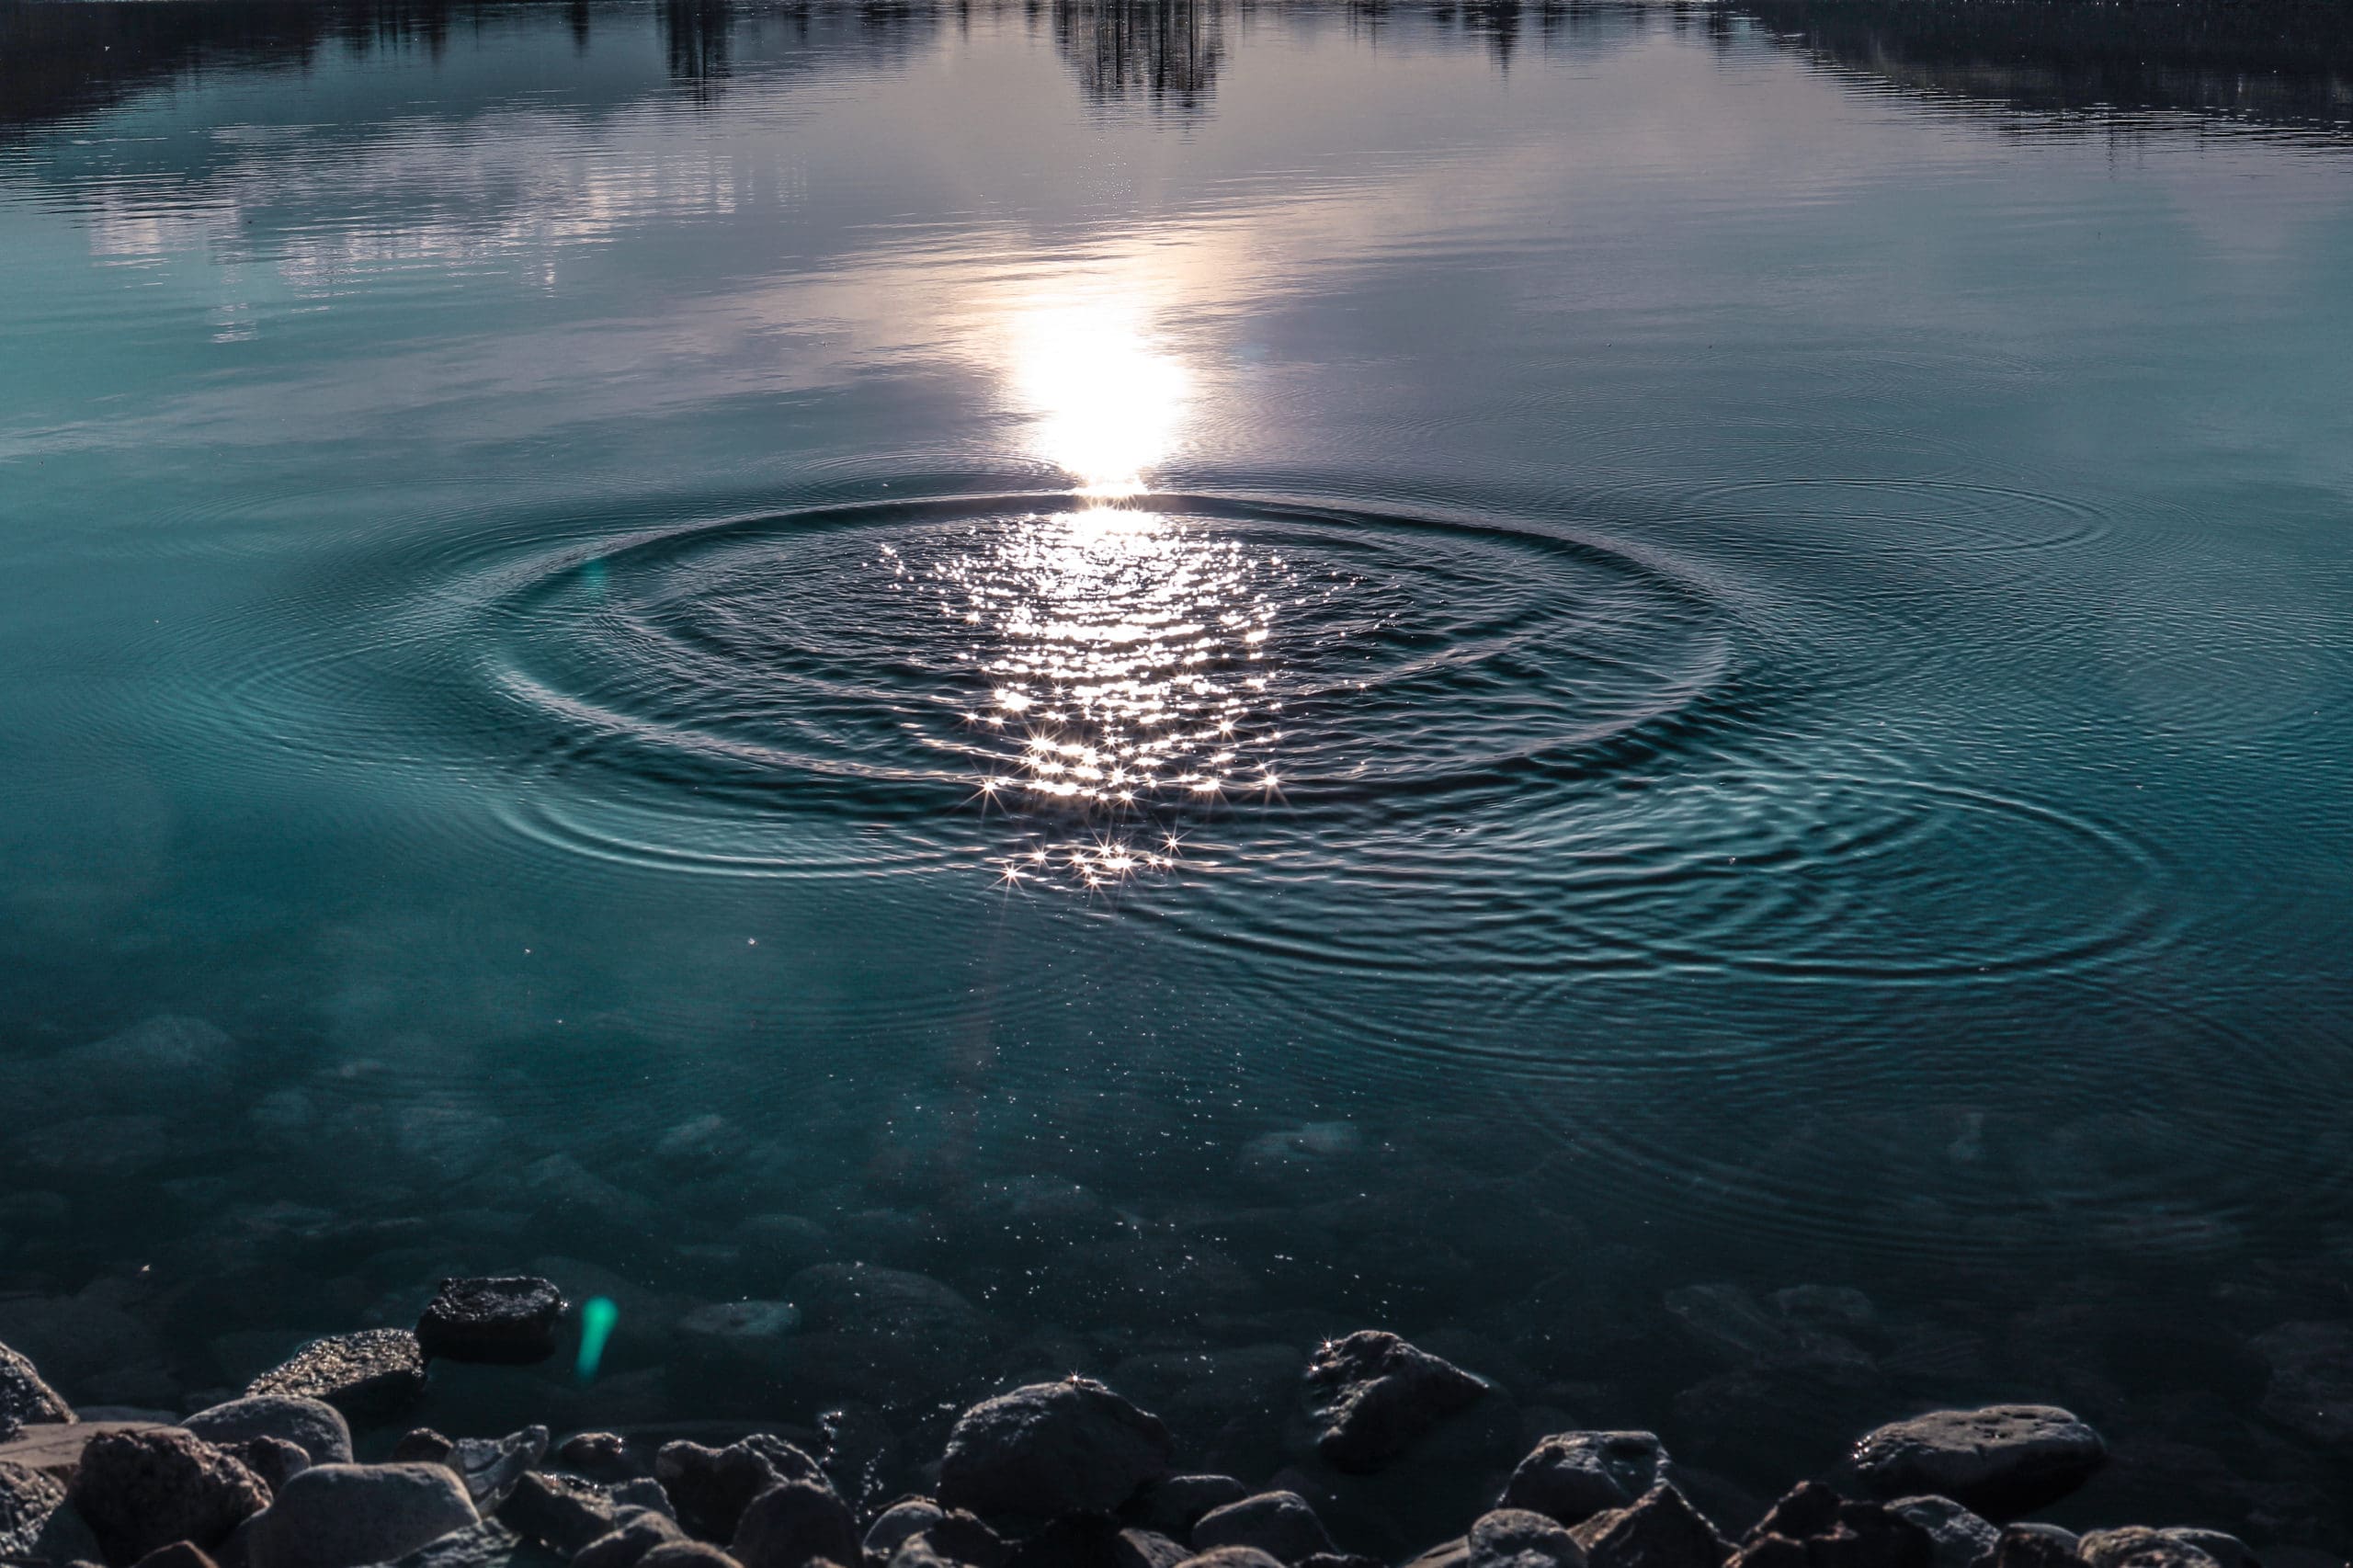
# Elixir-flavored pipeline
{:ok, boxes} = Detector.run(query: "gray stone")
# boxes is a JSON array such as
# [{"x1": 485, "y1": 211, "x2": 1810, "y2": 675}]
[
  {"x1": 728, "y1": 1479, "x2": 858, "y2": 1568},
  {"x1": 579, "y1": 1510, "x2": 689, "y2": 1568},
  {"x1": 382, "y1": 1518, "x2": 545, "y2": 1568},
  {"x1": 655, "y1": 1437, "x2": 827, "y2": 1542},
  {"x1": 392, "y1": 1429, "x2": 459, "y2": 1465},
  {"x1": 0, "y1": 1459, "x2": 66, "y2": 1556},
  {"x1": 640, "y1": 1544, "x2": 745, "y2": 1568},
  {"x1": 0, "y1": 1340, "x2": 74, "y2": 1440},
  {"x1": 2077, "y1": 1529, "x2": 2221, "y2": 1568},
  {"x1": 447, "y1": 1426, "x2": 547, "y2": 1509},
  {"x1": 1500, "y1": 1435, "x2": 1668, "y2": 1528},
  {"x1": 1469, "y1": 1510, "x2": 1586, "y2": 1568},
  {"x1": 2161, "y1": 1532, "x2": 2252, "y2": 1568},
  {"x1": 67, "y1": 1427, "x2": 270, "y2": 1566},
  {"x1": 614, "y1": 1478, "x2": 676, "y2": 1517},
  {"x1": 1173, "y1": 1551, "x2": 1285, "y2": 1568},
  {"x1": 1567, "y1": 1485, "x2": 1727, "y2": 1568},
  {"x1": 244, "y1": 1331, "x2": 427, "y2": 1420},
  {"x1": 499, "y1": 1470, "x2": 619, "y2": 1554},
  {"x1": 1851, "y1": 1407, "x2": 2106, "y2": 1517},
  {"x1": 415, "y1": 1278, "x2": 566, "y2": 1367},
  {"x1": 1192, "y1": 1494, "x2": 1335, "y2": 1564},
  {"x1": 866, "y1": 1500, "x2": 948, "y2": 1558},
  {"x1": 225, "y1": 1435, "x2": 312, "y2": 1495},
  {"x1": 1125, "y1": 1476, "x2": 1252, "y2": 1539},
  {"x1": 1991, "y1": 1526, "x2": 2079, "y2": 1568},
  {"x1": 1116, "y1": 1529, "x2": 1190, "y2": 1568},
  {"x1": 183, "y1": 1396, "x2": 356, "y2": 1465},
  {"x1": 938, "y1": 1379, "x2": 1173, "y2": 1518},
  {"x1": 1301, "y1": 1332, "x2": 1487, "y2": 1474},
  {"x1": 1887, "y1": 1497, "x2": 1998, "y2": 1568},
  {"x1": 247, "y1": 1463, "x2": 480, "y2": 1568}
]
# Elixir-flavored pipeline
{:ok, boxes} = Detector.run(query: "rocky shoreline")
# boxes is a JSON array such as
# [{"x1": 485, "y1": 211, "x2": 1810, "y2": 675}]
[{"x1": 0, "y1": 1278, "x2": 2313, "y2": 1568}]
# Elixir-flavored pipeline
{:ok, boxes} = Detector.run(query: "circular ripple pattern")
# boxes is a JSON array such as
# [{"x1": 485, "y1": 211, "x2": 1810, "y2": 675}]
[{"x1": 461, "y1": 494, "x2": 1734, "y2": 883}]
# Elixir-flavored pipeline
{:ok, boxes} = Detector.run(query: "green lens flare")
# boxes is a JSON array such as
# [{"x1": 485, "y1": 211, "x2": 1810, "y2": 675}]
[{"x1": 575, "y1": 1295, "x2": 618, "y2": 1382}]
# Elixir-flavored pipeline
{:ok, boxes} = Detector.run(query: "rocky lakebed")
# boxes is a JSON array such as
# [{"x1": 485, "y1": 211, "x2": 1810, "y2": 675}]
[{"x1": 0, "y1": 1273, "x2": 2329, "y2": 1568}]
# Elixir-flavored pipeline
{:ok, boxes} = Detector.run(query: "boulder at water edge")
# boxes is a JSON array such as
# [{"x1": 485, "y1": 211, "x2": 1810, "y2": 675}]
[
  {"x1": 245, "y1": 1462, "x2": 480, "y2": 1568},
  {"x1": 415, "y1": 1277, "x2": 566, "y2": 1366},
  {"x1": 938, "y1": 1378, "x2": 1175, "y2": 1519},
  {"x1": 1500, "y1": 1435, "x2": 1669, "y2": 1528},
  {"x1": 1302, "y1": 1333, "x2": 1488, "y2": 1474},
  {"x1": 66, "y1": 1427, "x2": 270, "y2": 1566},
  {"x1": 182, "y1": 1394, "x2": 354, "y2": 1465}
]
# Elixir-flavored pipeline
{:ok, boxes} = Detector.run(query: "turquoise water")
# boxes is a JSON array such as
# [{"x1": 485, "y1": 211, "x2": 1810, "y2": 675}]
[{"x1": 3, "y1": 0, "x2": 2352, "y2": 1548}]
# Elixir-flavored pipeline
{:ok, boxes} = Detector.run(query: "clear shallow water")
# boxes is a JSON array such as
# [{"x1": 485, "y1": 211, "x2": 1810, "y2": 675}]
[{"x1": 3, "y1": 0, "x2": 2353, "y2": 1548}]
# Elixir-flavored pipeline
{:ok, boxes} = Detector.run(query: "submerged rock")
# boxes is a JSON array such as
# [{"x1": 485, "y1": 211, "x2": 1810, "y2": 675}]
[
  {"x1": 415, "y1": 1277, "x2": 566, "y2": 1366},
  {"x1": 0, "y1": 1340, "x2": 74, "y2": 1441},
  {"x1": 1849, "y1": 1407, "x2": 2104, "y2": 1517},
  {"x1": 245, "y1": 1329, "x2": 428, "y2": 1419},
  {"x1": 182, "y1": 1394, "x2": 355, "y2": 1465},
  {"x1": 1192, "y1": 1492, "x2": 1336, "y2": 1563},
  {"x1": 938, "y1": 1378, "x2": 1174, "y2": 1518},
  {"x1": 2246, "y1": 1320, "x2": 2353, "y2": 1447},
  {"x1": 246, "y1": 1462, "x2": 481, "y2": 1568},
  {"x1": 656, "y1": 1435, "x2": 828, "y2": 1541},
  {"x1": 66, "y1": 1427, "x2": 270, "y2": 1567},
  {"x1": 1302, "y1": 1333, "x2": 1488, "y2": 1474},
  {"x1": 1500, "y1": 1434, "x2": 1668, "y2": 1528}
]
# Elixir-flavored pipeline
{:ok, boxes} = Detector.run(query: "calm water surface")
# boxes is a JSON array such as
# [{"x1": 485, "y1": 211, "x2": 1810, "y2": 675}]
[{"x1": 3, "y1": 0, "x2": 2352, "y2": 1548}]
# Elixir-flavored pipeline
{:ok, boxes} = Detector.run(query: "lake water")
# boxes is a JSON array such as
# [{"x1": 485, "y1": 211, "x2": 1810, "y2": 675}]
[{"x1": 3, "y1": 0, "x2": 2352, "y2": 1551}]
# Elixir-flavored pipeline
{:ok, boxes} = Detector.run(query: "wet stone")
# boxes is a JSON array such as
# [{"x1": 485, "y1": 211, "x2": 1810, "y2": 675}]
[
  {"x1": 499, "y1": 1470, "x2": 620, "y2": 1555},
  {"x1": 727, "y1": 1478, "x2": 858, "y2": 1568},
  {"x1": 415, "y1": 1277, "x2": 567, "y2": 1367},
  {"x1": 131, "y1": 1542, "x2": 221, "y2": 1568},
  {"x1": 1568, "y1": 1485, "x2": 1729, "y2": 1568},
  {"x1": 1990, "y1": 1527, "x2": 2078, "y2": 1568},
  {"x1": 1500, "y1": 1435, "x2": 1668, "y2": 1528},
  {"x1": 2076, "y1": 1529, "x2": 2222, "y2": 1568},
  {"x1": 1125, "y1": 1475, "x2": 1253, "y2": 1539},
  {"x1": 1885, "y1": 1497, "x2": 1997, "y2": 1568},
  {"x1": 938, "y1": 1378, "x2": 1174, "y2": 1520},
  {"x1": 1116, "y1": 1529, "x2": 1191, "y2": 1568},
  {"x1": 656, "y1": 1437, "x2": 828, "y2": 1542},
  {"x1": 1850, "y1": 1407, "x2": 2106, "y2": 1518},
  {"x1": 1302, "y1": 1332, "x2": 1488, "y2": 1475},
  {"x1": 578, "y1": 1510, "x2": 690, "y2": 1568},
  {"x1": 0, "y1": 1340, "x2": 74, "y2": 1440},
  {"x1": 66, "y1": 1427, "x2": 270, "y2": 1567},
  {"x1": 641, "y1": 1543, "x2": 748, "y2": 1568},
  {"x1": 447, "y1": 1426, "x2": 548, "y2": 1510},
  {"x1": 0, "y1": 1458, "x2": 66, "y2": 1557},
  {"x1": 1192, "y1": 1494, "x2": 1336, "y2": 1565},
  {"x1": 226, "y1": 1434, "x2": 313, "y2": 1494},
  {"x1": 561, "y1": 1431, "x2": 641, "y2": 1483},
  {"x1": 391, "y1": 1428, "x2": 460, "y2": 1465},
  {"x1": 865, "y1": 1499, "x2": 947, "y2": 1559},
  {"x1": 1468, "y1": 1509, "x2": 1586, "y2": 1568},
  {"x1": 245, "y1": 1330, "x2": 428, "y2": 1420}
]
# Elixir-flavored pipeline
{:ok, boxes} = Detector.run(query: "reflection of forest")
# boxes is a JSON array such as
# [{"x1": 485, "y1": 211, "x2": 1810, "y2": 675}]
[
  {"x1": 1746, "y1": 0, "x2": 2353, "y2": 138},
  {"x1": 1051, "y1": 1, "x2": 1224, "y2": 116}
]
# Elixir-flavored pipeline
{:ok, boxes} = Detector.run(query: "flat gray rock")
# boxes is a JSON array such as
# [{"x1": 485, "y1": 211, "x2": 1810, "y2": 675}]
[
  {"x1": 938, "y1": 1378, "x2": 1173, "y2": 1518},
  {"x1": 183, "y1": 1395, "x2": 355, "y2": 1465},
  {"x1": 246, "y1": 1462, "x2": 480, "y2": 1568},
  {"x1": 1851, "y1": 1406, "x2": 2105, "y2": 1517},
  {"x1": 246, "y1": 1331, "x2": 428, "y2": 1420},
  {"x1": 1500, "y1": 1434, "x2": 1667, "y2": 1528}
]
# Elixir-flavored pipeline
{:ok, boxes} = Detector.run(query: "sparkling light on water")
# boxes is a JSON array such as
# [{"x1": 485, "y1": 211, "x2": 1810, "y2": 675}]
[
  {"x1": 885, "y1": 506, "x2": 1300, "y2": 888},
  {"x1": 1009, "y1": 301, "x2": 1189, "y2": 497}
]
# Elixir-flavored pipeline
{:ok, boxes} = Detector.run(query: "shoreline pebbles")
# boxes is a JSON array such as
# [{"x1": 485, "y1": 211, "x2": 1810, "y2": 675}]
[{"x1": 0, "y1": 1288, "x2": 2312, "y2": 1568}]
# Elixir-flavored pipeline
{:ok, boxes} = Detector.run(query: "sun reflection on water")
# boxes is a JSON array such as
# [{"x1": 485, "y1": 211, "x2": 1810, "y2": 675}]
[
  {"x1": 882, "y1": 506, "x2": 1300, "y2": 890},
  {"x1": 1010, "y1": 300, "x2": 1189, "y2": 497}
]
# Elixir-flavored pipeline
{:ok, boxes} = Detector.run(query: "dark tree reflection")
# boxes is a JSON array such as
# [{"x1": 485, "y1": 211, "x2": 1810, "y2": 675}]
[
  {"x1": 662, "y1": 0, "x2": 733, "y2": 97},
  {"x1": 1051, "y1": 0, "x2": 1224, "y2": 119}
]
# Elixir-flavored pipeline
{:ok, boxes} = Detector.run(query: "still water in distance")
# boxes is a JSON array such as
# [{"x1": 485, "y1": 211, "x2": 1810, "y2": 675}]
[{"x1": 2, "y1": 0, "x2": 2352, "y2": 1547}]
